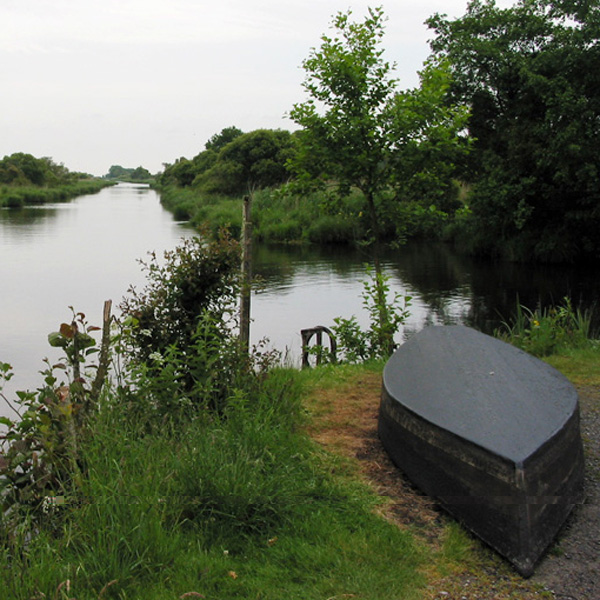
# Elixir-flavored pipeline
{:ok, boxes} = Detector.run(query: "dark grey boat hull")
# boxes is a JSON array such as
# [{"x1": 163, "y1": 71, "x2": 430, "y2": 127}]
[{"x1": 378, "y1": 326, "x2": 584, "y2": 576}]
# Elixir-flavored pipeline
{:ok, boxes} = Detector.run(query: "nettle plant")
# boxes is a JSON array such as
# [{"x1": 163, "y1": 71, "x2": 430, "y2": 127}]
[
  {"x1": 0, "y1": 305, "x2": 112, "y2": 534},
  {"x1": 329, "y1": 266, "x2": 411, "y2": 364}
]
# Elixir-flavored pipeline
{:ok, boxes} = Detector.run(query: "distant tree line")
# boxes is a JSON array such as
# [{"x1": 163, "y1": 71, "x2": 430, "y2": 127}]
[
  {"x1": 104, "y1": 165, "x2": 154, "y2": 183},
  {"x1": 0, "y1": 153, "x2": 90, "y2": 187},
  {"x1": 0, "y1": 153, "x2": 111, "y2": 208}
]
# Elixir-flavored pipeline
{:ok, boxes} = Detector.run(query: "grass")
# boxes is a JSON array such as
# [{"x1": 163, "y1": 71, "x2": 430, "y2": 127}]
[
  {"x1": 3, "y1": 305, "x2": 595, "y2": 599},
  {"x1": 495, "y1": 297, "x2": 593, "y2": 357},
  {"x1": 157, "y1": 185, "x2": 370, "y2": 245},
  {"x1": 0, "y1": 180, "x2": 114, "y2": 207},
  {"x1": 0, "y1": 366, "x2": 427, "y2": 599},
  {"x1": 544, "y1": 345, "x2": 600, "y2": 387}
]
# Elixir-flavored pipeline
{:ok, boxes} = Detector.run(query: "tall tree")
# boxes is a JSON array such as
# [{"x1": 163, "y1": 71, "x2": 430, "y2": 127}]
[
  {"x1": 289, "y1": 7, "x2": 397, "y2": 252},
  {"x1": 428, "y1": 0, "x2": 600, "y2": 261},
  {"x1": 289, "y1": 7, "x2": 469, "y2": 354}
]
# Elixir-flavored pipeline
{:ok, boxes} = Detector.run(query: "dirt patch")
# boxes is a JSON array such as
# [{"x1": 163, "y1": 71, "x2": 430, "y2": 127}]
[{"x1": 306, "y1": 373, "x2": 600, "y2": 600}]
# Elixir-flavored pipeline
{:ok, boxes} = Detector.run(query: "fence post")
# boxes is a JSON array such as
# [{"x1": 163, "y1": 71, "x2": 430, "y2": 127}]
[{"x1": 240, "y1": 195, "x2": 252, "y2": 353}]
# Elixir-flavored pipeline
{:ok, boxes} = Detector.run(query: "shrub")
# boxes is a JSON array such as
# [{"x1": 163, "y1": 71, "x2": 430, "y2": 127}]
[
  {"x1": 326, "y1": 267, "x2": 411, "y2": 364},
  {"x1": 495, "y1": 297, "x2": 593, "y2": 357}
]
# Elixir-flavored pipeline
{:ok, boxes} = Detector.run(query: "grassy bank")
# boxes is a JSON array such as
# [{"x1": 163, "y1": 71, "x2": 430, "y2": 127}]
[
  {"x1": 158, "y1": 185, "x2": 447, "y2": 245},
  {"x1": 1, "y1": 364, "x2": 428, "y2": 599},
  {"x1": 5, "y1": 348, "x2": 595, "y2": 599},
  {"x1": 0, "y1": 179, "x2": 115, "y2": 208},
  {"x1": 2, "y1": 236, "x2": 595, "y2": 599}
]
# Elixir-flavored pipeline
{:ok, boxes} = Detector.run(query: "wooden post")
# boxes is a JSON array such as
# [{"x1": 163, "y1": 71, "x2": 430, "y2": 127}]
[{"x1": 240, "y1": 195, "x2": 252, "y2": 353}]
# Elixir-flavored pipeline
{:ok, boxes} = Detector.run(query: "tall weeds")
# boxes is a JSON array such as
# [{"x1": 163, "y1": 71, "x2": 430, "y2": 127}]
[{"x1": 495, "y1": 297, "x2": 594, "y2": 356}]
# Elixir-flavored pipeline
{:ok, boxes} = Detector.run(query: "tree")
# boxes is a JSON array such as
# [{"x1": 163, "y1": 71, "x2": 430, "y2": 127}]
[
  {"x1": 428, "y1": 0, "x2": 600, "y2": 261},
  {"x1": 289, "y1": 7, "x2": 469, "y2": 354},
  {"x1": 195, "y1": 129, "x2": 293, "y2": 195},
  {"x1": 205, "y1": 126, "x2": 244, "y2": 153},
  {"x1": 131, "y1": 166, "x2": 152, "y2": 181},
  {"x1": 288, "y1": 7, "x2": 397, "y2": 251},
  {"x1": 0, "y1": 153, "x2": 48, "y2": 185}
]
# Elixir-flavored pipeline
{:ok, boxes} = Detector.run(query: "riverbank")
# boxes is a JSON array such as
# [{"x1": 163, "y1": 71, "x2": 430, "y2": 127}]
[
  {"x1": 157, "y1": 184, "x2": 447, "y2": 245},
  {"x1": 303, "y1": 350, "x2": 600, "y2": 599},
  {"x1": 0, "y1": 179, "x2": 115, "y2": 208},
  {"x1": 2, "y1": 344, "x2": 597, "y2": 598}
]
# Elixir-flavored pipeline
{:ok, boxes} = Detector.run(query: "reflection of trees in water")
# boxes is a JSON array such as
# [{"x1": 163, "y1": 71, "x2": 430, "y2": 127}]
[
  {"x1": 0, "y1": 206, "x2": 60, "y2": 227},
  {"x1": 252, "y1": 240, "x2": 600, "y2": 336},
  {"x1": 252, "y1": 243, "x2": 372, "y2": 291},
  {"x1": 383, "y1": 242, "x2": 599, "y2": 335}
]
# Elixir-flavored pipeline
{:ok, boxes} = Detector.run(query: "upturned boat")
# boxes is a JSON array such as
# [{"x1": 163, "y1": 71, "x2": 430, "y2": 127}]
[{"x1": 378, "y1": 325, "x2": 584, "y2": 576}]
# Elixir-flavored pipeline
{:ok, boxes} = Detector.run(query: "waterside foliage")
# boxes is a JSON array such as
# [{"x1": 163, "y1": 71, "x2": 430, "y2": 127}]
[
  {"x1": 495, "y1": 297, "x2": 595, "y2": 357},
  {"x1": 0, "y1": 234, "x2": 429, "y2": 600},
  {"x1": 0, "y1": 153, "x2": 113, "y2": 208},
  {"x1": 1, "y1": 227, "x2": 596, "y2": 597},
  {"x1": 159, "y1": 184, "x2": 454, "y2": 246},
  {"x1": 156, "y1": 2, "x2": 600, "y2": 264},
  {"x1": 0, "y1": 179, "x2": 114, "y2": 208}
]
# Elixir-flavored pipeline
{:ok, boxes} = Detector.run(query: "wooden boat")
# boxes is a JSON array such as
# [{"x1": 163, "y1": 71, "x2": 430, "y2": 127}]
[{"x1": 378, "y1": 325, "x2": 584, "y2": 576}]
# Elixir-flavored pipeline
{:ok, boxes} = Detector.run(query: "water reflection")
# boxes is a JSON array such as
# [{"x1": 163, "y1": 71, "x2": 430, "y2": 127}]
[
  {"x1": 0, "y1": 184, "x2": 194, "y2": 412},
  {"x1": 250, "y1": 241, "x2": 600, "y2": 360},
  {"x1": 2, "y1": 185, "x2": 599, "y2": 421}
]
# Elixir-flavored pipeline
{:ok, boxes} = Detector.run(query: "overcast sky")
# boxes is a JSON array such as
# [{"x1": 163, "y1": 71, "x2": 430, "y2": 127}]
[{"x1": 1, "y1": 1, "x2": 514, "y2": 176}]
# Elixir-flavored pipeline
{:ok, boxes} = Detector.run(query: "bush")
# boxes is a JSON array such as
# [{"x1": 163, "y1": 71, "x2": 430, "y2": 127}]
[
  {"x1": 328, "y1": 267, "x2": 412, "y2": 363},
  {"x1": 306, "y1": 214, "x2": 357, "y2": 244}
]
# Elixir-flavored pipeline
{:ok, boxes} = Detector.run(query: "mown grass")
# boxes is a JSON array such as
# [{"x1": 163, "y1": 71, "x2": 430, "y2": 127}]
[{"x1": 544, "y1": 345, "x2": 600, "y2": 387}]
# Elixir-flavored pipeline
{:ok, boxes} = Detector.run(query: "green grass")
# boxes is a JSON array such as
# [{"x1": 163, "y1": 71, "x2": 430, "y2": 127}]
[
  {"x1": 0, "y1": 366, "x2": 427, "y2": 599},
  {"x1": 157, "y1": 185, "x2": 369, "y2": 245},
  {"x1": 0, "y1": 180, "x2": 114, "y2": 207},
  {"x1": 495, "y1": 297, "x2": 593, "y2": 357},
  {"x1": 544, "y1": 345, "x2": 600, "y2": 387},
  {"x1": 7, "y1": 310, "x2": 593, "y2": 599}
]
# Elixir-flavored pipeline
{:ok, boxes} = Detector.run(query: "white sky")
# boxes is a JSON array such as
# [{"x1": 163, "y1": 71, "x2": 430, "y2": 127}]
[{"x1": 0, "y1": 1, "x2": 515, "y2": 176}]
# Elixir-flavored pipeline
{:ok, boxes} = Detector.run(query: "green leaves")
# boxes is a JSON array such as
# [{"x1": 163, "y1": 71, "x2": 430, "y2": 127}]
[
  {"x1": 289, "y1": 7, "x2": 470, "y2": 249},
  {"x1": 331, "y1": 266, "x2": 412, "y2": 363},
  {"x1": 428, "y1": 0, "x2": 600, "y2": 260},
  {"x1": 289, "y1": 7, "x2": 397, "y2": 197}
]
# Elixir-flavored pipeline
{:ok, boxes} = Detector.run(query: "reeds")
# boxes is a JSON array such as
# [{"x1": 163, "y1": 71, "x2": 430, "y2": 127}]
[{"x1": 496, "y1": 297, "x2": 594, "y2": 356}]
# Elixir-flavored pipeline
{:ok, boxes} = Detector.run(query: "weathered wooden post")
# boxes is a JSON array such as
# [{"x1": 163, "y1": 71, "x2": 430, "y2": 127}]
[{"x1": 240, "y1": 195, "x2": 252, "y2": 353}]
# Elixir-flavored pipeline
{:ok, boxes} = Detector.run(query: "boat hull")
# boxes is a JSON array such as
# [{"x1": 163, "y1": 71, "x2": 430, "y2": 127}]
[{"x1": 378, "y1": 326, "x2": 584, "y2": 576}]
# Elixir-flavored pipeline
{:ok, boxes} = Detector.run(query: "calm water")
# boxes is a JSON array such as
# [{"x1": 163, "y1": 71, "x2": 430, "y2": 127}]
[
  {"x1": 2, "y1": 183, "x2": 599, "y2": 419},
  {"x1": 0, "y1": 184, "x2": 194, "y2": 413}
]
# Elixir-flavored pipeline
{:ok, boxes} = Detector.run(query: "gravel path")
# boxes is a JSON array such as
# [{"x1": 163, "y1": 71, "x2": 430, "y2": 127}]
[{"x1": 530, "y1": 386, "x2": 600, "y2": 600}]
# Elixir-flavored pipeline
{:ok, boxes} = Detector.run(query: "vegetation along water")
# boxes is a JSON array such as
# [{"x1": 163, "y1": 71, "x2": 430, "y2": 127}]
[{"x1": 2, "y1": 2, "x2": 600, "y2": 598}]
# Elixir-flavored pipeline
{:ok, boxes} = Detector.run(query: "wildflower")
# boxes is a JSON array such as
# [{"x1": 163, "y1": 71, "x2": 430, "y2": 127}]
[{"x1": 148, "y1": 352, "x2": 164, "y2": 364}]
